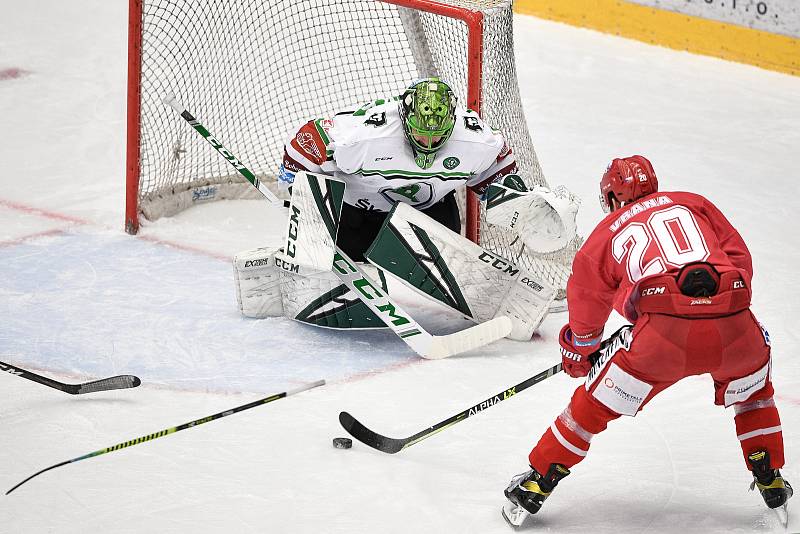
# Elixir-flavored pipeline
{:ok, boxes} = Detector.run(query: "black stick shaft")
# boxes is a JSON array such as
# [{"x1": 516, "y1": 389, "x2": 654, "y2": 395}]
[{"x1": 6, "y1": 379, "x2": 324, "y2": 494}]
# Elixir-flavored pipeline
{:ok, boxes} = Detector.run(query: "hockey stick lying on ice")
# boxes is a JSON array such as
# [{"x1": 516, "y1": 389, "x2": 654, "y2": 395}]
[
  {"x1": 0, "y1": 360, "x2": 141, "y2": 395},
  {"x1": 6, "y1": 379, "x2": 325, "y2": 495},
  {"x1": 339, "y1": 327, "x2": 629, "y2": 453},
  {"x1": 163, "y1": 95, "x2": 511, "y2": 359}
]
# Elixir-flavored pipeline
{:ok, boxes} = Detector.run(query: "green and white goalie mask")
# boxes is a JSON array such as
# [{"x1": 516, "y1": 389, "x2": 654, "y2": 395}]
[
  {"x1": 366, "y1": 202, "x2": 557, "y2": 340},
  {"x1": 399, "y1": 78, "x2": 456, "y2": 169}
]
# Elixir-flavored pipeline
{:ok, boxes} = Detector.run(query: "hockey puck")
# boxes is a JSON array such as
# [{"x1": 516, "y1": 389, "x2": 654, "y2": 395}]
[{"x1": 332, "y1": 437, "x2": 353, "y2": 449}]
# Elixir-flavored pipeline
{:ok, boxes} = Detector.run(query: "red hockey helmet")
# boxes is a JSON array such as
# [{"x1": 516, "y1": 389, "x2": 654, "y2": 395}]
[{"x1": 599, "y1": 155, "x2": 659, "y2": 213}]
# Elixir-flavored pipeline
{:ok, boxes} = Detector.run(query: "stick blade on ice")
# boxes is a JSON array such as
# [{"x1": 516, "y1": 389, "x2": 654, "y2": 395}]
[
  {"x1": 420, "y1": 316, "x2": 512, "y2": 359},
  {"x1": 75, "y1": 375, "x2": 141, "y2": 394},
  {"x1": 338, "y1": 411, "x2": 405, "y2": 454}
]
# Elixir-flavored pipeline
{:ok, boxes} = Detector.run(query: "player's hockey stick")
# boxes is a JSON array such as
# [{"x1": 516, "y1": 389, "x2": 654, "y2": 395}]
[
  {"x1": 6, "y1": 379, "x2": 325, "y2": 495},
  {"x1": 0, "y1": 360, "x2": 141, "y2": 395},
  {"x1": 339, "y1": 327, "x2": 630, "y2": 454},
  {"x1": 339, "y1": 362, "x2": 563, "y2": 454},
  {"x1": 163, "y1": 95, "x2": 511, "y2": 359}
]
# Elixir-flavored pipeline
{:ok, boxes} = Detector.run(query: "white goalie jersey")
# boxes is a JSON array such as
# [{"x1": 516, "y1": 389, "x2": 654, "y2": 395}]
[{"x1": 279, "y1": 99, "x2": 517, "y2": 211}]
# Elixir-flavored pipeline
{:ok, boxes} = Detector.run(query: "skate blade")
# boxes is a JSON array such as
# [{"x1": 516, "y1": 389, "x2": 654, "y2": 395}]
[
  {"x1": 501, "y1": 501, "x2": 529, "y2": 529},
  {"x1": 772, "y1": 503, "x2": 788, "y2": 529}
]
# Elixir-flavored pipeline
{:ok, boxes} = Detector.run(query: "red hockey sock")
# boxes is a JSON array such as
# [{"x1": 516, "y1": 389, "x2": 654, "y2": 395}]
[
  {"x1": 734, "y1": 398, "x2": 784, "y2": 468},
  {"x1": 529, "y1": 404, "x2": 596, "y2": 474}
]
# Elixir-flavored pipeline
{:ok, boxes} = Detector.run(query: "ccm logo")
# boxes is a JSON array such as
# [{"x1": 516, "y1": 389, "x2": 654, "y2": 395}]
[
  {"x1": 641, "y1": 286, "x2": 665, "y2": 296},
  {"x1": 478, "y1": 252, "x2": 519, "y2": 276}
]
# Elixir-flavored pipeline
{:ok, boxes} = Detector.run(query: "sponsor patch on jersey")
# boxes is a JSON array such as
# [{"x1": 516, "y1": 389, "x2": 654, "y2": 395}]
[
  {"x1": 758, "y1": 322, "x2": 771, "y2": 346},
  {"x1": 278, "y1": 164, "x2": 295, "y2": 186},
  {"x1": 497, "y1": 141, "x2": 512, "y2": 160},
  {"x1": 296, "y1": 131, "x2": 322, "y2": 160},
  {"x1": 380, "y1": 183, "x2": 434, "y2": 207},
  {"x1": 365, "y1": 112, "x2": 386, "y2": 127},
  {"x1": 443, "y1": 157, "x2": 460, "y2": 170},
  {"x1": 463, "y1": 116, "x2": 482, "y2": 131},
  {"x1": 591, "y1": 363, "x2": 652, "y2": 416}
]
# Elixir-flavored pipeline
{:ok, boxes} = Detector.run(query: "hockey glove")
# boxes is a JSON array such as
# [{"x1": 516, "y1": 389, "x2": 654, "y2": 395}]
[{"x1": 559, "y1": 324, "x2": 602, "y2": 378}]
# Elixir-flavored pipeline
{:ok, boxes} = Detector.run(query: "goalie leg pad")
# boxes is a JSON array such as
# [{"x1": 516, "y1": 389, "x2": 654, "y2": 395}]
[
  {"x1": 234, "y1": 246, "x2": 285, "y2": 319},
  {"x1": 234, "y1": 246, "x2": 387, "y2": 329},
  {"x1": 366, "y1": 202, "x2": 555, "y2": 339},
  {"x1": 282, "y1": 170, "x2": 346, "y2": 271}
]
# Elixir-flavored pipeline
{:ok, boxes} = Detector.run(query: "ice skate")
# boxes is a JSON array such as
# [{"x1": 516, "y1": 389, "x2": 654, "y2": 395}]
[
  {"x1": 748, "y1": 450, "x2": 793, "y2": 527},
  {"x1": 502, "y1": 464, "x2": 570, "y2": 528}
]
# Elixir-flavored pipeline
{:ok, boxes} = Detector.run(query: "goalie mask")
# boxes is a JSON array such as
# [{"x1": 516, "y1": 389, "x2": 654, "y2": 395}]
[
  {"x1": 599, "y1": 155, "x2": 659, "y2": 213},
  {"x1": 399, "y1": 78, "x2": 456, "y2": 169}
]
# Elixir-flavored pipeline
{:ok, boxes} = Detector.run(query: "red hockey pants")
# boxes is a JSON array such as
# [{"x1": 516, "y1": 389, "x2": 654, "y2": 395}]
[{"x1": 529, "y1": 310, "x2": 784, "y2": 474}]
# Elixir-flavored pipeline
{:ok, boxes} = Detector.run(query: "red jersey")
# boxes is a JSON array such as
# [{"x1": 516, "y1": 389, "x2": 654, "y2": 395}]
[{"x1": 567, "y1": 191, "x2": 753, "y2": 335}]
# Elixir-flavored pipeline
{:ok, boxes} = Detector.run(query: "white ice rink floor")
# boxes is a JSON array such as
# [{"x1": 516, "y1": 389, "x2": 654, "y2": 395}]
[{"x1": 1, "y1": 2, "x2": 799, "y2": 533}]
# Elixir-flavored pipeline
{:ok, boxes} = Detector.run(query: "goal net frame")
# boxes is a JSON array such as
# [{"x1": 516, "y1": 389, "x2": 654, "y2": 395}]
[{"x1": 124, "y1": 0, "x2": 577, "y2": 296}]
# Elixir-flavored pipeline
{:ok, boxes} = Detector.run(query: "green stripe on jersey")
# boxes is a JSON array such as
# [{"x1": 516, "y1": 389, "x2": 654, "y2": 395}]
[
  {"x1": 313, "y1": 118, "x2": 331, "y2": 145},
  {"x1": 355, "y1": 168, "x2": 471, "y2": 181}
]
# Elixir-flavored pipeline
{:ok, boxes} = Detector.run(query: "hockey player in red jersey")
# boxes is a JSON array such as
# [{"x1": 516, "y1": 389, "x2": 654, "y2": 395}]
[{"x1": 503, "y1": 155, "x2": 791, "y2": 526}]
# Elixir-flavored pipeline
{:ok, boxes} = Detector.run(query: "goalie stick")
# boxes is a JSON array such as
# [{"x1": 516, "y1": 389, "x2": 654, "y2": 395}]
[
  {"x1": 6, "y1": 379, "x2": 325, "y2": 495},
  {"x1": 338, "y1": 328, "x2": 628, "y2": 453},
  {"x1": 163, "y1": 95, "x2": 511, "y2": 359},
  {"x1": 0, "y1": 360, "x2": 140, "y2": 395}
]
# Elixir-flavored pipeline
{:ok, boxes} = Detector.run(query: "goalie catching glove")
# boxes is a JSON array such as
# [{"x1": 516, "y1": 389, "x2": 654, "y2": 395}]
[{"x1": 485, "y1": 175, "x2": 580, "y2": 253}]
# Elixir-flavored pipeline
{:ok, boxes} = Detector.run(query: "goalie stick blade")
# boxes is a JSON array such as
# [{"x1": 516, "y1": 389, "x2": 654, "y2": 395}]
[
  {"x1": 419, "y1": 316, "x2": 513, "y2": 360},
  {"x1": 338, "y1": 411, "x2": 406, "y2": 454},
  {"x1": 74, "y1": 375, "x2": 141, "y2": 395}
]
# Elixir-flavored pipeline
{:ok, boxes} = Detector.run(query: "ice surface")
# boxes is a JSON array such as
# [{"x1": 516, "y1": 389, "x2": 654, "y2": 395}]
[{"x1": 0, "y1": 2, "x2": 798, "y2": 533}]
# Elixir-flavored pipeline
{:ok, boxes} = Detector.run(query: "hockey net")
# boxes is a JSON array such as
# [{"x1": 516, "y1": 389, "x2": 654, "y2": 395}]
[{"x1": 126, "y1": 0, "x2": 579, "y2": 298}]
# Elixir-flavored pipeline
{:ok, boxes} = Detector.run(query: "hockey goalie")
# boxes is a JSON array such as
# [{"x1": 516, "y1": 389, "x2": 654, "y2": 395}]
[{"x1": 234, "y1": 78, "x2": 579, "y2": 341}]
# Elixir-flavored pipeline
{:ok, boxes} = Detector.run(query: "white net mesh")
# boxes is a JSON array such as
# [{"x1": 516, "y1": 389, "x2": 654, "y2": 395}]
[{"x1": 130, "y1": 0, "x2": 576, "y2": 297}]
